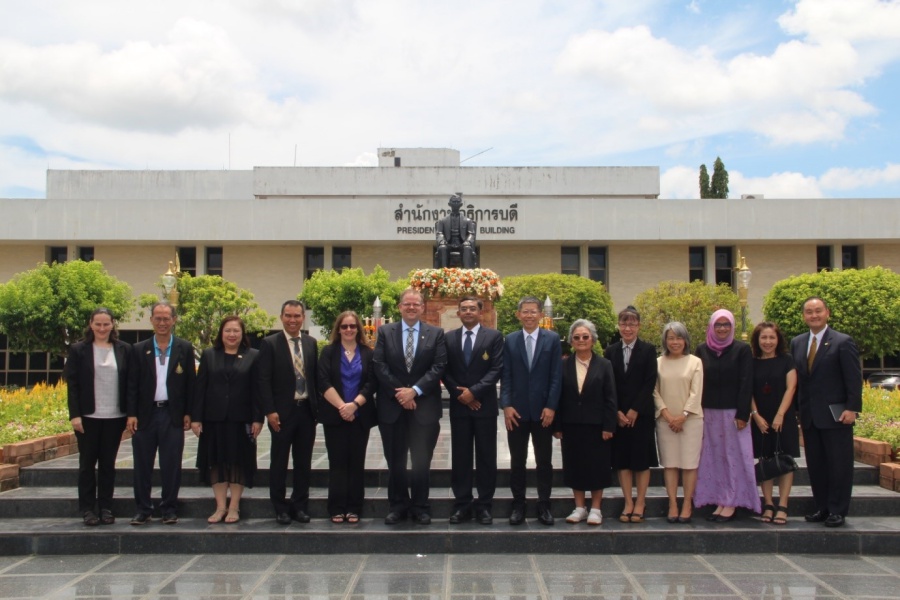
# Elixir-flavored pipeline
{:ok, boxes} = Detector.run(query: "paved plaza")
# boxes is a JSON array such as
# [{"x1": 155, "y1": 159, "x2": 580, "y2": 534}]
[{"x1": 1, "y1": 552, "x2": 899, "y2": 599}]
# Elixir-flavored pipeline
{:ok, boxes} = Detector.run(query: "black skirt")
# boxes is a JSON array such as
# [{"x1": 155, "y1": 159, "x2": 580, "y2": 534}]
[
  {"x1": 196, "y1": 421, "x2": 258, "y2": 487},
  {"x1": 560, "y1": 423, "x2": 613, "y2": 491},
  {"x1": 611, "y1": 415, "x2": 659, "y2": 471}
]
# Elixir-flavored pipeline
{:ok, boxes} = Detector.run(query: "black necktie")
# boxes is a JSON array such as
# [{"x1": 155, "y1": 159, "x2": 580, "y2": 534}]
[{"x1": 464, "y1": 330, "x2": 473, "y2": 365}]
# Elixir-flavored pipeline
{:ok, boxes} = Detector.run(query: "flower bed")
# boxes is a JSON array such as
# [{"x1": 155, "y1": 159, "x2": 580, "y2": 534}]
[
  {"x1": 855, "y1": 384, "x2": 900, "y2": 453},
  {"x1": 0, "y1": 381, "x2": 70, "y2": 446},
  {"x1": 409, "y1": 268, "x2": 504, "y2": 300}
]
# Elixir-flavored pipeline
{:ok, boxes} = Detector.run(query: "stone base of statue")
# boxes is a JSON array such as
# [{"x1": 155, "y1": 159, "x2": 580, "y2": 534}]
[{"x1": 408, "y1": 268, "x2": 503, "y2": 332}]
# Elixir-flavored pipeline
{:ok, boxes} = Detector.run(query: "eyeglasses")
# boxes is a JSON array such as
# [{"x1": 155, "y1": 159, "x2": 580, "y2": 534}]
[
  {"x1": 618, "y1": 321, "x2": 639, "y2": 328},
  {"x1": 458, "y1": 306, "x2": 480, "y2": 312},
  {"x1": 339, "y1": 324, "x2": 358, "y2": 330},
  {"x1": 572, "y1": 334, "x2": 592, "y2": 341},
  {"x1": 400, "y1": 302, "x2": 422, "y2": 308},
  {"x1": 713, "y1": 322, "x2": 733, "y2": 330}
]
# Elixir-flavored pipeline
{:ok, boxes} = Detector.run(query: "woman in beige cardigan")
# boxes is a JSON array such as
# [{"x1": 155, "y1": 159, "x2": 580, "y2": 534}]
[{"x1": 654, "y1": 322, "x2": 704, "y2": 524}]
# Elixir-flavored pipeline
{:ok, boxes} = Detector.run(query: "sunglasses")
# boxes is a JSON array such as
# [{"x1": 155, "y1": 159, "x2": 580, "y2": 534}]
[
  {"x1": 572, "y1": 334, "x2": 592, "y2": 341},
  {"x1": 339, "y1": 324, "x2": 358, "y2": 330}
]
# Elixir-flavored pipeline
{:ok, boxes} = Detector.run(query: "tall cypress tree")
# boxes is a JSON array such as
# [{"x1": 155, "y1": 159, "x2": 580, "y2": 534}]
[
  {"x1": 710, "y1": 156, "x2": 729, "y2": 198},
  {"x1": 699, "y1": 164, "x2": 711, "y2": 198}
]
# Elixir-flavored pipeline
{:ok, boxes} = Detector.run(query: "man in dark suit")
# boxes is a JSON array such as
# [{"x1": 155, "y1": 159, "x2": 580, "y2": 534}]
[
  {"x1": 500, "y1": 296, "x2": 562, "y2": 526},
  {"x1": 127, "y1": 302, "x2": 195, "y2": 525},
  {"x1": 374, "y1": 288, "x2": 447, "y2": 525},
  {"x1": 257, "y1": 300, "x2": 318, "y2": 525},
  {"x1": 444, "y1": 296, "x2": 504, "y2": 525},
  {"x1": 790, "y1": 296, "x2": 862, "y2": 527}
]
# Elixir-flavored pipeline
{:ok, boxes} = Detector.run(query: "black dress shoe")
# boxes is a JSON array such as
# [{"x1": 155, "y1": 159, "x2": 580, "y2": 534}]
[
  {"x1": 476, "y1": 509, "x2": 493, "y2": 525},
  {"x1": 415, "y1": 513, "x2": 432, "y2": 525},
  {"x1": 805, "y1": 509, "x2": 830, "y2": 523},
  {"x1": 705, "y1": 513, "x2": 721, "y2": 522},
  {"x1": 83, "y1": 511, "x2": 100, "y2": 526},
  {"x1": 130, "y1": 513, "x2": 151, "y2": 526},
  {"x1": 509, "y1": 508, "x2": 525, "y2": 525},
  {"x1": 449, "y1": 509, "x2": 471, "y2": 524},
  {"x1": 99, "y1": 509, "x2": 115, "y2": 525},
  {"x1": 678, "y1": 516, "x2": 692, "y2": 524},
  {"x1": 824, "y1": 514, "x2": 845, "y2": 527},
  {"x1": 667, "y1": 515, "x2": 679, "y2": 524},
  {"x1": 292, "y1": 510, "x2": 311, "y2": 523},
  {"x1": 275, "y1": 512, "x2": 292, "y2": 525},
  {"x1": 161, "y1": 513, "x2": 178, "y2": 525},
  {"x1": 538, "y1": 507, "x2": 555, "y2": 526},
  {"x1": 384, "y1": 511, "x2": 406, "y2": 525},
  {"x1": 714, "y1": 512, "x2": 735, "y2": 523}
]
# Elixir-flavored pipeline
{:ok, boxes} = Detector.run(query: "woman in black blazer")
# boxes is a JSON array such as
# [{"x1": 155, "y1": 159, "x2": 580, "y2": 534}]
[
  {"x1": 555, "y1": 319, "x2": 618, "y2": 526},
  {"x1": 317, "y1": 310, "x2": 377, "y2": 523},
  {"x1": 604, "y1": 306, "x2": 659, "y2": 523},
  {"x1": 191, "y1": 316, "x2": 262, "y2": 524},
  {"x1": 65, "y1": 307, "x2": 130, "y2": 526}
]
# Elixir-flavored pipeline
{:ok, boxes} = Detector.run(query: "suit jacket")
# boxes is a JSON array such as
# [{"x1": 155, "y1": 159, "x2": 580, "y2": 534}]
[
  {"x1": 604, "y1": 339, "x2": 658, "y2": 417},
  {"x1": 127, "y1": 336, "x2": 196, "y2": 428},
  {"x1": 500, "y1": 329, "x2": 562, "y2": 421},
  {"x1": 790, "y1": 327, "x2": 862, "y2": 430},
  {"x1": 256, "y1": 331, "x2": 319, "y2": 420},
  {"x1": 373, "y1": 320, "x2": 447, "y2": 425},
  {"x1": 443, "y1": 325, "x2": 504, "y2": 419},
  {"x1": 66, "y1": 339, "x2": 131, "y2": 419},
  {"x1": 556, "y1": 352, "x2": 618, "y2": 431},
  {"x1": 317, "y1": 342, "x2": 377, "y2": 429},
  {"x1": 192, "y1": 347, "x2": 262, "y2": 423}
]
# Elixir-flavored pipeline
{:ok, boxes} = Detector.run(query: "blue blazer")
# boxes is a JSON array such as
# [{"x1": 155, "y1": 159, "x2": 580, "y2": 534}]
[
  {"x1": 500, "y1": 329, "x2": 562, "y2": 421},
  {"x1": 790, "y1": 327, "x2": 862, "y2": 430}
]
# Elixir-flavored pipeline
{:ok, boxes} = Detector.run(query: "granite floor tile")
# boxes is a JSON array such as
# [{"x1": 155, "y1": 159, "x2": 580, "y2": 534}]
[
  {"x1": 815, "y1": 573, "x2": 900, "y2": 596},
  {"x1": 4, "y1": 555, "x2": 112, "y2": 575},
  {"x1": 632, "y1": 573, "x2": 739, "y2": 596},
  {"x1": 187, "y1": 554, "x2": 282, "y2": 572},
  {"x1": 618, "y1": 554, "x2": 711, "y2": 573},
  {"x1": 0, "y1": 575, "x2": 72, "y2": 598},
  {"x1": 352, "y1": 572, "x2": 445, "y2": 595},
  {"x1": 450, "y1": 554, "x2": 538, "y2": 572},
  {"x1": 255, "y1": 572, "x2": 354, "y2": 595},
  {"x1": 540, "y1": 572, "x2": 637, "y2": 595},
  {"x1": 96, "y1": 554, "x2": 198, "y2": 573},
  {"x1": 347, "y1": 595, "x2": 443, "y2": 600},
  {"x1": 865, "y1": 555, "x2": 900, "y2": 574},
  {"x1": 450, "y1": 573, "x2": 542, "y2": 594},
  {"x1": 276, "y1": 554, "x2": 366, "y2": 572},
  {"x1": 700, "y1": 554, "x2": 801, "y2": 573},
  {"x1": 533, "y1": 554, "x2": 623, "y2": 573},
  {"x1": 362, "y1": 554, "x2": 446, "y2": 572},
  {"x1": 155, "y1": 572, "x2": 264, "y2": 596},
  {"x1": 49, "y1": 573, "x2": 166, "y2": 598},
  {"x1": 787, "y1": 555, "x2": 890, "y2": 575},
  {"x1": 722, "y1": 573, "x2": 837, "y2": 596},
  {"x1": 0, "y1": 557, "x2": 29, "y2": 573}
]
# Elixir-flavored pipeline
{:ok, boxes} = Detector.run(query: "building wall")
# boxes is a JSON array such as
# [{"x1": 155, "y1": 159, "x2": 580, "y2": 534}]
[
  {"x1": 479, "y1": 244, "x2": 561, "y2": 278},
  {"x1": 741, "y1": 244, "x2": 815, "y2": 323},
  {"x1": 95, "y1": 245, "x2": 177, "y2": 328},
  {"x1": 607, "y1": 244, "x2": 686, "y2": 310},
  {"x1": 225, "y1": 245, "x2": 305, "y2": 318},
  {"x1": 353, "y1": 244, "x2": 435, "y2": 281},
  {"x1": 0, "y1": 245, "x2": 46, "y2": 281},
  {"x1": 864, "y1": 244, "x2": 900, "y2": 272}
]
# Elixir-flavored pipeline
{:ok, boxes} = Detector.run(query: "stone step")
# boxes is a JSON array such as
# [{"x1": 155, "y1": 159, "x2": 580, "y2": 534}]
[
  {"x1": 2, "y1": 484, "x2": 898, "y2": 521},
  {"x1": 1, "y1": 514, "x2": 899, "y2": 556}
]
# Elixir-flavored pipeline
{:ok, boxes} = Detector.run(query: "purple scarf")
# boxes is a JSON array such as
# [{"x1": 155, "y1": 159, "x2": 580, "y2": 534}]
[{"x1": 706, "y1": 309, "x2": 735, "y2": 356}]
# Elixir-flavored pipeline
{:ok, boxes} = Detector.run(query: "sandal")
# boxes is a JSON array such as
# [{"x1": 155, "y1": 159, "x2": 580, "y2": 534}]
[
  {"x1": 331, "y1": 514, "x2": 346, "y2": 524},
  {"x1": 772, "y1": 506, "x2": 788, "y2": 525},
  {"x1": 629, "y1": 513, "x2": 645, "y2": 523},
  {"x1": 345, "y1": 513, "x2": 359, "y2": 524},
  {"x1": 619, "y1": 512, "x2": 632, "y2": 523},
  {"x1": 208, "y1": 508, "x2": 227, "y2": 524},
  {"x1": 225, "y1": 509, "x2": 240, "y2": 524},
  {"x1": 760, "y1": 504, "x2": 775, "y2": 523}
]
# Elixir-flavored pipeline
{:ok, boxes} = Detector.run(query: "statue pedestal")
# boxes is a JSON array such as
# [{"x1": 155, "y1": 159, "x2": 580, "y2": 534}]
[{"x1": 423, "y1": 297, "x2": 496, "y2": 331}]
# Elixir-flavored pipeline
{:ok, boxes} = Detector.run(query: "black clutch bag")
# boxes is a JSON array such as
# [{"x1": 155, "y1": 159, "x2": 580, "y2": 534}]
[{"x1": 755, "y1": 433, "x2": 799, "y2": 483}]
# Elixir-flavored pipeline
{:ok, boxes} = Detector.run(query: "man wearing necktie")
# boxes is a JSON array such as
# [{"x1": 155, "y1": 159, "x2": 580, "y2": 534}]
[
  {"x1": 790, "y1": 296, "x2": 862, "y2": 528},
  {"x1": 256, "y1": 300, "x2": 318, "y2": 525},
  {"x1": 373, "y1": 288, "x2": 447, "y2": 525},
  {"x1": 500, "y1": 296, "x2": 562, "y2": 526},
  {"x1": 443, "y1": 296, "x2": 504, "y2": 525}
]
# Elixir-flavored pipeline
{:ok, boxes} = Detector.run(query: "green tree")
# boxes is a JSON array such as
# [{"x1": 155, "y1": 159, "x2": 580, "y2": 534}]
[
  {"x1": 634, "y1": 280, "x2": 743, "y2": 353},
  {"x1": 0, "y1": 260, "x2": 133, "y2": 357},
  {"x1": 494, "y1": 274, "x2": 616, "y2": 347},
  {"x1": 763, "y1": 267, "x2": 900, "y2": 360},
  {"x1": 699, "y1": 163, "x2": 711, "y2": 198},
  {"x1": 299, "y1": 266, "x2": 405, "y2": 337},
  {"x1": 710, "y1": 156, "x2": 729, "y2": 198},
  {"x1": 139, "y1": 274, "x2": 274, "y2": 355}
]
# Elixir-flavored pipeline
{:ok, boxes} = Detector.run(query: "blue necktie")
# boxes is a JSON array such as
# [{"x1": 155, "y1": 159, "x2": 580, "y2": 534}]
[{"x1": 464, "y1": 330, "x2": 473, "y2": 365}]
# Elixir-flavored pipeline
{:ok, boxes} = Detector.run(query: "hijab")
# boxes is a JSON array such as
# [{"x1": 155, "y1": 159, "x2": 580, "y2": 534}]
[{"x1": 706, "y1": 309, "x2": 735, "y2": 356}]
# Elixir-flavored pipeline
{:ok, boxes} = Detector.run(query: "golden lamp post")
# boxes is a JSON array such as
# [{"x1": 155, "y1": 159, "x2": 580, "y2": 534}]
[{"x1": 736, "y1": 250, "x2": 752, "y2": 341}]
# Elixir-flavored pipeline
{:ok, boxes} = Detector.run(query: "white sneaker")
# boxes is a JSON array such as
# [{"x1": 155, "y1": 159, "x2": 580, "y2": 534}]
[
  {"x1": 566, "y1": 507, "x2": 588, "y2": 523},
  {"x1": 587, "y1": 508, "x2": 603, "y2": 525}
]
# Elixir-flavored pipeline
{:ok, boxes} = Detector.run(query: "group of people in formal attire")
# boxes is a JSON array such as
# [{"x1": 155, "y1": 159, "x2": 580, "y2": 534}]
[{"x1": 66, "y1": 293, "x2": 861, "y2": 529}]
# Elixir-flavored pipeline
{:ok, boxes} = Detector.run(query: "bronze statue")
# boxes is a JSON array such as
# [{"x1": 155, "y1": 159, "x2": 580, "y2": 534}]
[{"x1": 434, "y1": 193, "x2": 477, "y2": 268}]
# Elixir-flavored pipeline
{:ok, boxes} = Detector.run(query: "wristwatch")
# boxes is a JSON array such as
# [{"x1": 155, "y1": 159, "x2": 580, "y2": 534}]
[{"x1": 682, "y1": 410, "x2": 689, "y2": 417}]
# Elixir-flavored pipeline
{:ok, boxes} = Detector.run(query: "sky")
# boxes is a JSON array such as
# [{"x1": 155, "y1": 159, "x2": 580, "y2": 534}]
[{"x1": 1, "y1": 0, "x2": 899, "y2": 200}]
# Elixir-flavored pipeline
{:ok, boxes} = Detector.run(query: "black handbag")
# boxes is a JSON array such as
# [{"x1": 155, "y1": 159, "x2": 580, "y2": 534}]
[{"x1": 755, "y1": 433, "x2": 799, "y2": 482}]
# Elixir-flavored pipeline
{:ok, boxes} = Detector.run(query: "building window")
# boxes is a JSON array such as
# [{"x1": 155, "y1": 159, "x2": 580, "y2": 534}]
[
  {"x1": 714, "y1": 246, "x2": 734, "y2": 287},
  {"x1": 177, "y1": 247, "x2": 197, "y2": 277},
  {"x1": 78, "y1": 246, "x2": 94, "y2": 262},
  {"x1": 333, "y1": 247, "x2": 351, "y2": 271},
  {"x1": 561, "y1": 246, "x2": 580, "y2": 276},
  {"x1": 842, "y1": 245, "x2": 859, "y2": 269},
  {"x1": 394, "y1": 157, "x2": 401, "y2": 167},
  {"x1": 689, "y1": 246, "x2": 706, "y2": 282},
  {"x1": 588, "y1": 246, "x2": 607, "y2": 284},
  {"x1": 305, "y1": 247, "x2": 324, "y2": 280},
  {"x1": 817, "y1": 245, "x2": 832, "y2": 272},
  {"x1": 48, "y1": 246, "x2": 68, "y2": 264},
  {"x1": 206, "y1": 247, "x2": 223, "y2": 277}
]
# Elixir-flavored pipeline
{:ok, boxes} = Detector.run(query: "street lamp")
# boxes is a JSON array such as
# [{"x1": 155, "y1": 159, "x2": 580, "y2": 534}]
[
  {"x1": 736, "y1": 250, "x2": 752, "y2": 341},
  {"x1": 161, "y1": 253, "x2": 182, "y2": 308}
]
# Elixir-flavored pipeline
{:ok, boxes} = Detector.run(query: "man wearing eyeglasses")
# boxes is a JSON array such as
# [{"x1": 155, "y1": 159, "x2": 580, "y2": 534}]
[
  {"x1": 501, "y1": 296, "x2": 562, "y2": 526},
  {"x1": 374, "y1": 288, "x2": 447, "y2": 525},
  {"x1": 256, "y1": 300, "x2": 318, "y2": 525},
  {"x1": 444, "y1": 296, "x2": 504, "y2": 525}
]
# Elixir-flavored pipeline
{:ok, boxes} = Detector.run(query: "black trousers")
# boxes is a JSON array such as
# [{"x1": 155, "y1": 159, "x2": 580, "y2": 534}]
[
  {"x1": 323, "y1": 421, "x2": 371, "y2": 516},
  {"x1": 507, "y1": 420, "x2": 554, "y2": 509},
  {"x1": 132, "y1": 407, "x2": 185, "y2": 515},
  {"x1": 268, "y1": 403, "x2": 316, "y2": 515},
  {"x1": 450, "y1": 414, "x2": 497, "y2": 512},
  {"x1": 803, "y1": 424, "x2": 854, "y2": 516},
  {"x1": 379, "y1": 411, "x2": 440, "y2": 516},
  {"x1": 75, "y1": 416, "x2": 126, "y2": 513}
]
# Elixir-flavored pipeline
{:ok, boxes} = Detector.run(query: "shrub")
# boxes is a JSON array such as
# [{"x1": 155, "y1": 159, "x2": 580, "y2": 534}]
[{"x1": 854, "y1": 385, "x2": 900, "y2": 451}]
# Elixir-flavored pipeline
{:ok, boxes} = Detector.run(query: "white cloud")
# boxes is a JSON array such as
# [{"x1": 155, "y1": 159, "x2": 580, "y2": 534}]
[
  {"x1": 661, "y1": 165, "x2": 824, "y2": 199},
  {"x1": 819, "y1": 163, "x2": 900, "y2": 191}
]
